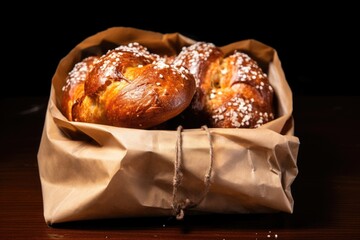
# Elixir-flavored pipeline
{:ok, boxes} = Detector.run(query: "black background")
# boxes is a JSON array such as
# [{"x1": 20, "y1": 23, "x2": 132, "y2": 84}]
[{"x1": 3, "y1": 2, "x2": 358, "y2": 98}]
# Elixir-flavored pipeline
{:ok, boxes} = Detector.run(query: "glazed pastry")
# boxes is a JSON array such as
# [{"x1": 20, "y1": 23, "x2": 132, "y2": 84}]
[{"x1": 61, "y1": 42, "x2": 196, "y2": 129}]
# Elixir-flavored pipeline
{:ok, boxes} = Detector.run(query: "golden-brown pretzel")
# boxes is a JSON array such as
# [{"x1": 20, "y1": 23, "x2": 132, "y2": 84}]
[
  {"x1": 61, "y1": 42, "x2": 196, "y2": 129},
  {"x1": 173, "y1": 42, "x2": 275, "y2": 128}
]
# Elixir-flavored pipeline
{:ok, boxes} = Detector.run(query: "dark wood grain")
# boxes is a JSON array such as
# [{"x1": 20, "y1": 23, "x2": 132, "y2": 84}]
[{"x1": 1, "y1": 96, "x2": 359, "y2": 239}]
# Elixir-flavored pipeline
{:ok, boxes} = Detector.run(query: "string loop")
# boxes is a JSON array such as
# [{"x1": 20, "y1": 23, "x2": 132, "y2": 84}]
[{"x1": 171, "y1": 125, "x2": 214, "y2": 220}]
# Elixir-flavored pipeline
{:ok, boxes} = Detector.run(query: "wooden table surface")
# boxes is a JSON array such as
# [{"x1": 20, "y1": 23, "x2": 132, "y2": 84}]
[{"x1": 1, "y1": 95, "x2": 359, "y2": 239}]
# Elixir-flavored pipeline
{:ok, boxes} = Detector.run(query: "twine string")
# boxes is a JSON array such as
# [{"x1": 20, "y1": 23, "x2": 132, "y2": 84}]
[
  {"x1": 171, "y1": 125, "x2": 184, "y2": 218},
  {"x1": 171, "y1": 125, "x2": 214, "y2": 220}
]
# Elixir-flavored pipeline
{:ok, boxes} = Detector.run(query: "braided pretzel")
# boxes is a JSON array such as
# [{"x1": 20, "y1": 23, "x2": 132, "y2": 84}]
[
  {"x1": 61, "y1": 42, "x2": 196, "y2": 129},
  {"x1": 173, "y1": 42, "x2": 275, "y2": 128}
]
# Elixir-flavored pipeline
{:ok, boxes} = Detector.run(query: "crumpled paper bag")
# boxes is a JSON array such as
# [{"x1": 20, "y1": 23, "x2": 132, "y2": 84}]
[{"x1": 37, "y1": 27, "x2": 299, "y2": 225}]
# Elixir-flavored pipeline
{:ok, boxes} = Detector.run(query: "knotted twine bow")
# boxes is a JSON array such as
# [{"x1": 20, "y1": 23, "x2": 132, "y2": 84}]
[{"x1": 171, "y1": 125, "x2": 214, "y2": 220}]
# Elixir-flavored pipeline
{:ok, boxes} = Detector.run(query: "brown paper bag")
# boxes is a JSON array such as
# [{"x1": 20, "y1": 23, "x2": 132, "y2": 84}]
[{"x1": 37, "y1": 27, "x2": 299, "y2": 225}]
